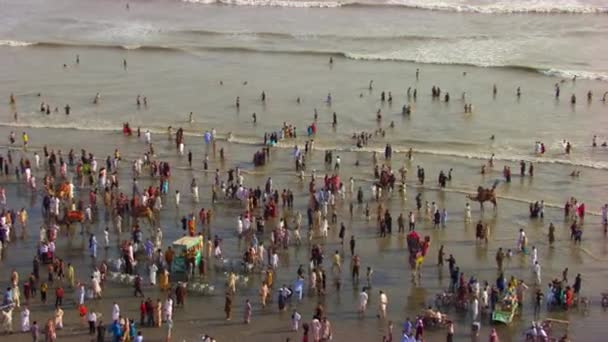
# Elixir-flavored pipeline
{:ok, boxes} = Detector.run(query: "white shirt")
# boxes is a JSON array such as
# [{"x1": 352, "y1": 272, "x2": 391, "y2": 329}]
[
  {"x1": 472, "y1": 298, "x2": 479, "y2": 313},
  {"x1": 87, "y1": 311, "x2": 97, "y2": 323},
  {"x1": 112, "y1": 304, "x2": 120, "y2": 321},
  {"x1": 481, "y1": 289, "x2": 489, "y2": 306},
  {"x1": 271, "y1": 253, "x2": 279, "y2": 267},
  {"x1": 154, "y1": 197, "x2": 162, "y2": 210},
  {"x1": 359, "y1": 291, "x2": 368, "y2": 305},
  {"x1": 291, "y1": 312, "x2": 301, "y2": 330},
  {"x1": 380, "y1": 293, "x2": 388, "y2": 305}
]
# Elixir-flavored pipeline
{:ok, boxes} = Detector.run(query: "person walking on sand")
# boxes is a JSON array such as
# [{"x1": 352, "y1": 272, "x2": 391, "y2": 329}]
[
  {"x1": 533, "y1": 261, "x2": 542, "y2": 286},
  {"x1": 224, "y1": 292, "x2": 232, "y2": 321},
  {"x1": 378, "y1": 290, "x2": 388, "y2": 319},
  {"x1": 243, "y1": 299, "x2": 252, "y2": 324},
  {"x1": 191, "y1": 179, "x2": 199, "y2": 203},
  {"x1": 358, "y1": 287, "x2": 369, "y2": 316}
]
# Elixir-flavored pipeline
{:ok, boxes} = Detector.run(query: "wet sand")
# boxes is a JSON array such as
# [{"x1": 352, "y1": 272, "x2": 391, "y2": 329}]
[{"x1": 0, "y1": 123, "x2": 607, "y2": 341}]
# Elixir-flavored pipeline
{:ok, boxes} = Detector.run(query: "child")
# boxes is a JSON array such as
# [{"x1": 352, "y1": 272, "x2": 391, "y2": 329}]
[
  {"x1": 366, "y1": 267, "x2": 374, "y2": 288},
  {"x1": 40, "y1": 282, "x2": 48, "y2": 303},
  {"x1": 104, "y1": 227, "x2": 110, "y2": 249},
  {"x1": 291, "y1": 310, "x2": 301, "y2": 331},
  {"x1": 79, "y1": 304, "x2": 88, "y2": 326}
]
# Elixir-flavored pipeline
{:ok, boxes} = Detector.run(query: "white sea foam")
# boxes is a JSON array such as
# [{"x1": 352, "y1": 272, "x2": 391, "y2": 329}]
[
  {"x1": 541, "y1": 68, "x2": 608, "y2": 81},
  {"x1": 185, "y1": 0, "x2": 343, "y2": 7},
  {"x1": 0, "y1": 119, "x2": 606, "y2": 170},
  {"x1": 0, "y1": 40, "x2": 34, "y2": 47},
  {"x1": 382, "y1": 0, "x2": 608, "y2": 14},
  {"x1": 184, "y1": 0, "x2": 608, "y2": 13}
]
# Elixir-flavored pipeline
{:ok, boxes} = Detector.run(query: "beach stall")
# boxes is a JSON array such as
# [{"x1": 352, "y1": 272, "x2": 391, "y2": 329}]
[
  {"x1": 492, "y1": 296, "x2": 518, "y2": 324},
  {"x1": 171, "y1": 235, "x2": 203, "y2": 274}
]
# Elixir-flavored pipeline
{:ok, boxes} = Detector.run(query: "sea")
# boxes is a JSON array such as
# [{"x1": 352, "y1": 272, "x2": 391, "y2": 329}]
[{"x1": 0, "y1": 0, "x2": 608, "y2": 341}]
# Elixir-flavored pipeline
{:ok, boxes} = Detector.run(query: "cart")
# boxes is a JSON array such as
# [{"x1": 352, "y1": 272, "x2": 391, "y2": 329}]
[
  {"x1": 492, "y1": 300, "x2": 518, "y2": 324},
  {"x1": 171, "y1": 236, "x2": 203, "y2": 274}
]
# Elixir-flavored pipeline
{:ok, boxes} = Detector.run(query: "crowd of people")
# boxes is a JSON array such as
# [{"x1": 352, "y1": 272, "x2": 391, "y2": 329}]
[{"x1": 1, "y1": 57, "x2": 606, "y2": 342}]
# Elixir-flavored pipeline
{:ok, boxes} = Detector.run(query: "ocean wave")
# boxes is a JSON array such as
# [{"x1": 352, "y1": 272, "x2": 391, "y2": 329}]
[
  {"x1": 1, "y1": 120, "x2": 606, "y2": 171},
  {"x1": 541, "y1": 68, "x2": 608, "y2": 81},
  {"x1": 307, "y1": 143, "x2": 608, "y2": 170},
  {"x1": 373, "y1": 0, "x2": 608, "y2": 14},
  {"x1": 183, "y1": 0, "x2": 608, "y2": 14},
  {"x1": 176, "y1": 28, "x2": 456, "y2": 42},
  {"x1": 1, "y1": 39, "x2": 606, "y2": 81},
  {"x1": 185, "y1": 0, "x2": 343, "y2": 8},
  {"x1": 343, "y1": 52, "x2": 608, "y2": 81},
  {"x1": 0, "y1": 40, "x2": 35, "y2": 47}
]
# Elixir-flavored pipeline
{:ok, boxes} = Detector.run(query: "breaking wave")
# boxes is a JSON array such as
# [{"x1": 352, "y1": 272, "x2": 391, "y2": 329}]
[
  {"x1": 183, "y1": 0, "x2": 608, "y2": 14},
  {"x1": 0, "y1": 120, "x2": 606, "y2": 170},
  {"x1": 3, "y1": 39, "x2": 605, "y2": 81}
]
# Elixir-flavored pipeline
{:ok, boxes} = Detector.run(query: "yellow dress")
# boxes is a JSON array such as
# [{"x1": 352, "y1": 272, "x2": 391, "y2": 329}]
[
  {"x1": 66, "y1": 266, "x2": 75, "y2": 288},
  {"x1": 159, "y1": 270, "x2": 170, "y2": 291},
  {"x1": 266, "y1": 271, "x2": 274, "y2": 288}
]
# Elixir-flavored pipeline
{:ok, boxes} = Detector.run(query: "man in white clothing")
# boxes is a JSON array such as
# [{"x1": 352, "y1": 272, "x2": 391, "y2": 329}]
[
  {"x1": 533, "y1": 261, "x2": 541, "y2": 285},
  {"x1": 358, "y1": 288, "x2": 369, "y2": 315},
  {"x1": 111, "y1": 302, "x2": 120, "y2": 321},
  {"x1": 378, "y1": 290, "x2": 388, "y2": 318}
]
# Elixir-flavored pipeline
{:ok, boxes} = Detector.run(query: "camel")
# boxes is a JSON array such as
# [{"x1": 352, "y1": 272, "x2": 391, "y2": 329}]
[
  {"x1": 132, "y1": 206, "x2": 155, "y2": 227},
  {"x1": 467, "y1": 180, "x2": 499, "y2": 211}
]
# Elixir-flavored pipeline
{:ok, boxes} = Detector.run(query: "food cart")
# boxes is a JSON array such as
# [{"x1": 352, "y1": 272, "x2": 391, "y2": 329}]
[
  {"x1": 171, "y1": 236, "x2": 203, "y2": 274},
  {"x1": 492, "y1": 298, "x2": 518, "y2": 324}
]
